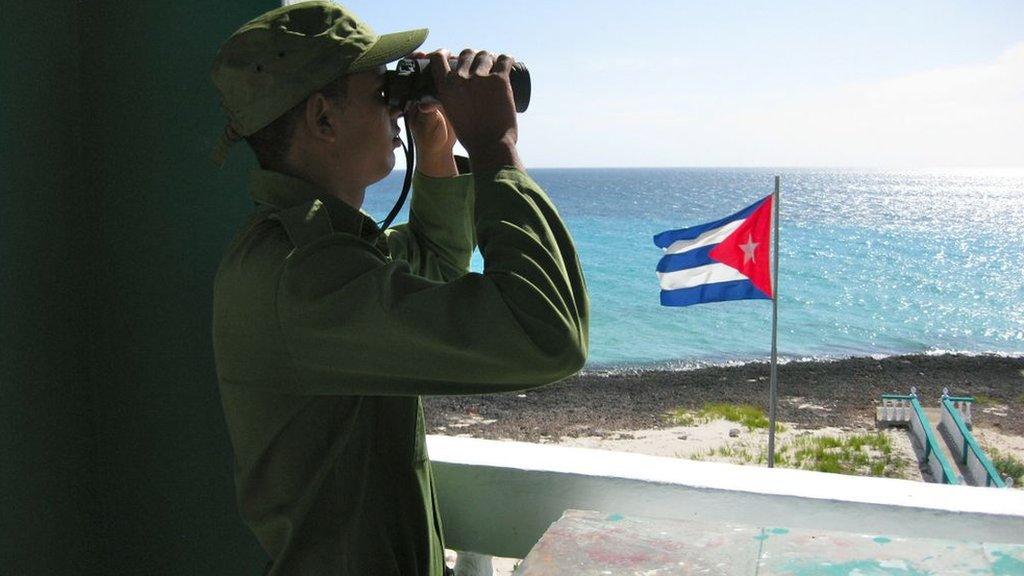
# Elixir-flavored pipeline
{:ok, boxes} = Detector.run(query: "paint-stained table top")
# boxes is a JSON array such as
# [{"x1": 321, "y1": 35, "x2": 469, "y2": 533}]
[{"x1": 516, "y1": 509, "x2": 1024, "y2": 575}]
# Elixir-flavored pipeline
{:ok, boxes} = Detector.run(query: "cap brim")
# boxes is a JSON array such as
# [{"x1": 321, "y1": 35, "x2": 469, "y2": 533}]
[{"x1": 351, "y1": 28, "x2": 428, "y2": 71}]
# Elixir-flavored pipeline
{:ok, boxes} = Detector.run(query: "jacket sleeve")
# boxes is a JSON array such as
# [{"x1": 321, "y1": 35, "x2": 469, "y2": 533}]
[
  {"x1": 274, "y1": 167, "x2": 589, "y2": 396},
  {"x1": 383, "y1": 171, "x2": 475, "y2": 282}
]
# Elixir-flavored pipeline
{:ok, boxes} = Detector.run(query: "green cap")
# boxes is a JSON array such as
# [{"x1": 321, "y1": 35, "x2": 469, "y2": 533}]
[{"x1": 210, "y1": 1, "x2": 427, "y2": 166}]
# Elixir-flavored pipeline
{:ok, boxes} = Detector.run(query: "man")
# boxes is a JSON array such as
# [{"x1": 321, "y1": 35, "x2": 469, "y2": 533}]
[{"x1": 210, "y1": 2, "x2": 588, "y2": 575}]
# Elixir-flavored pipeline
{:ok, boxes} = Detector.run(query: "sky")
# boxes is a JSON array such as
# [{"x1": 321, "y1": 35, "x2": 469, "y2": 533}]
[{"x1": 305, "y1": 0, "x2": 1024, "y2": 168}]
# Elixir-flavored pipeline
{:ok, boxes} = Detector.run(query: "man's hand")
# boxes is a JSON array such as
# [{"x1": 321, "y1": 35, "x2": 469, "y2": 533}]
[
  {"x1": 428, "y1": 49, "x2": 523, "y2": 173},
  {"x1": 406, "y1": 51, "x2": 458, "y2": 178},
  {"x1": 407, "y1": 102, "x2": 458, "y2": 177}
]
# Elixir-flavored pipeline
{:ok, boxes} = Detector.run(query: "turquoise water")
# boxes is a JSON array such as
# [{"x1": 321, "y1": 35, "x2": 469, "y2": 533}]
[{"x1": 366, "y1": 168, "x2": 1024, "y2": 370}]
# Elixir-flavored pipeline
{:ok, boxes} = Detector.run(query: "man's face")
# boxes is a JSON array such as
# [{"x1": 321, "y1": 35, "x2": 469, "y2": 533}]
[{"x1": 327, "y1": 66, "x2": 402, "y2": 187}]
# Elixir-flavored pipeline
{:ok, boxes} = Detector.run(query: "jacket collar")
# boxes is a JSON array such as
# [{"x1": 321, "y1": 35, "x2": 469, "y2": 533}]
[{"x1": 248, "y1": 168, "x2": 379, "y2": 238}]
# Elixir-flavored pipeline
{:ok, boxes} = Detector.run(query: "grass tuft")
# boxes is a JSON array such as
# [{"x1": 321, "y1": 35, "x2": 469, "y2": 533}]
[
  {"x1": 988, "y1": 448, "x2": 1024, "y2": 488},
  {"x1": 972, "y1": 394, "x2": 1000, "y2": 407},
  {"x1": 665, "y1": 402, "x2": 782, "y2": 432},
  {"x1": 664, "y1": 407, "x2": 699, "y2": 427},
  {"x1": 788, "y1": 433, "x2": 903, "y2": 478},
  {"x1": 701, "y1": 403, "x2": 771, "y2": 430}
]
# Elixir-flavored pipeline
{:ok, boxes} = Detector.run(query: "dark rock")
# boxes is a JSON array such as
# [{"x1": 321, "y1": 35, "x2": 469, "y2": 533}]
[{"x1": 421, "y1": 354, "x2": 1024, "y2": 441}]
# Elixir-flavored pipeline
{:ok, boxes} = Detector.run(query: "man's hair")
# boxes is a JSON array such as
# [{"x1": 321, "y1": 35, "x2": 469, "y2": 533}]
[{"x1": 245, "y1": 75, "x2": 349, "y2": 171}]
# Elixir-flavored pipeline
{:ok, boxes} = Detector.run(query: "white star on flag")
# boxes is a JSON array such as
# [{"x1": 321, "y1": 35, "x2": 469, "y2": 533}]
[{"x1": 739, "y1": 234, "x2": 758, "y2": 264}]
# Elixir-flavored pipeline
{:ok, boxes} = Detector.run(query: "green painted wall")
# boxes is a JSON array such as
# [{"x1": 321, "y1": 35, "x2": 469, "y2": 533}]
[
  {"x1": 3, "y1": 1, "x2": 276, "y2": 574},
  {"x1": 1, "y1": 3, "x2": 95, "y2": 574}
]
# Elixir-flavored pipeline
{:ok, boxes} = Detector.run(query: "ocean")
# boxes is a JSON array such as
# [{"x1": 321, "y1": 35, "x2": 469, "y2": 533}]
[{"x1": 365, "y1": 168, "x2": 1024, "y2": 371}]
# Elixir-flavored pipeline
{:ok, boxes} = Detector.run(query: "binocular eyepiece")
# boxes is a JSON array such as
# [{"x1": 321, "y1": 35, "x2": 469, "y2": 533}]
[{"x1": 384, "y1": 57, "x2": 531, "y2": 113}]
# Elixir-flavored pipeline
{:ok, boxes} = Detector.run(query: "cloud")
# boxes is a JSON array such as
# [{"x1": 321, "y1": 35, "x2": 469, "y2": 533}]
[
  {"x1": 396, "y1": 43, "x2": 1024, "y2": 168},
  {"x1": 724, "y1": 43, "x2": 1024, "y2": 167}
]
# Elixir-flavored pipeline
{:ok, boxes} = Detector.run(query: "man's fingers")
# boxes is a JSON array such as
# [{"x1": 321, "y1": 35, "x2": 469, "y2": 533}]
[
  {"x1": 417, "y1": 101, "x2": 441, "y2": 114},
  {"x1": 409, "y1": 102, "x2": 438, "y2": 126},
  {"x1": 428, "y1": 49, "x2": 451, "y2": 88},
  {"x1": 409, "y1": 102, "x2": 446, "y2": 128},
  {"x1": 470, "y1": 51, "x2": 494, "y2": 76},
  {"x1": 492, "y1": 54, "x2": 514, "y2": 78},
  {"x1": 456, "y1": 48, "x2": 475, "y2": 77}
]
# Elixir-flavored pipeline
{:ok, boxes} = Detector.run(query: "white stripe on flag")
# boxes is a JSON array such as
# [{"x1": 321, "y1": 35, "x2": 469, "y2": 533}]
[
  {"x1": 658, "y1": 262, "x2": 749, "y2": 290},
  {"x1": 663, "y1": 220, "x2": 744, "y2": 255}
]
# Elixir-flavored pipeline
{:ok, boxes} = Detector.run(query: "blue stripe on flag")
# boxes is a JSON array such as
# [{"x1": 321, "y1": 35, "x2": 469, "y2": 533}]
[
  {"x1": 653, "y1": 197, "x2": 766, "y2": 248},
  {"x1": 656, "y1": 245, "x2": 716, "y2": 273},
  {"x1": 661, "y1": 279, "x2": 771, "y2": 307}
]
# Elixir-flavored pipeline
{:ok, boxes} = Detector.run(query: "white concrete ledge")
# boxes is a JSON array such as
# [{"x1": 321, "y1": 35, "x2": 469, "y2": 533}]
[{"x1": 427, "y1": 435, "x2": 1024, "y2": 559}]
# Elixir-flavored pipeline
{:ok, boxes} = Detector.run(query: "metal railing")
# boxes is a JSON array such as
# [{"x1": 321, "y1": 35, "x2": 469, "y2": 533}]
[
  {"x1": 881, "y1": 391, "x2": 959, "y2": 485},
  {"x1": 938, "y1": 392, "x2": 1006, "y2": 488},
  {"x1": 879, "y1": 394, "x2": 913, "y2": 425}
]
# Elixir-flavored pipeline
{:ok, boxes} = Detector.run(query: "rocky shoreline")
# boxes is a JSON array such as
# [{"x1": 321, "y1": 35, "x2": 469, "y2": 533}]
[{"x1": 423, "y1": 354, "x2": 1024, "y2": 441}]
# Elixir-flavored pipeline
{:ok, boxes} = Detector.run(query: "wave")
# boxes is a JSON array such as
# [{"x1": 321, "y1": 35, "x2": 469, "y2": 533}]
[{"x1": 579, "y1": 348, "x2": 1024, "y2": 377}]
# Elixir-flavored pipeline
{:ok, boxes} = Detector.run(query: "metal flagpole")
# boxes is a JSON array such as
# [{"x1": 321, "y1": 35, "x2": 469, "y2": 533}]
[{"x1": 767, "y1": 176, "x2": 781, "y2": 468}]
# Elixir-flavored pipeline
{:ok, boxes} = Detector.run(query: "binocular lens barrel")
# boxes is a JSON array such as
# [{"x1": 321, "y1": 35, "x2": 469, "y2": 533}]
[{"x1": 386, "y1": 57, "x2": 531, "y2": 113}]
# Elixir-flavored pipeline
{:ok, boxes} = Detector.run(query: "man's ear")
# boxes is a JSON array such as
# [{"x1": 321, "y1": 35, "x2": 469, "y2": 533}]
[{"x1": 304, "y1": 93, "x2": 335, "y2": 142}]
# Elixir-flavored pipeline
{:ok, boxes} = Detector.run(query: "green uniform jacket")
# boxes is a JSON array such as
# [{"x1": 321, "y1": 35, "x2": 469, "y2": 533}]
[{"x1": 213, "y1": 166, "x2": 589, "y2": 575}]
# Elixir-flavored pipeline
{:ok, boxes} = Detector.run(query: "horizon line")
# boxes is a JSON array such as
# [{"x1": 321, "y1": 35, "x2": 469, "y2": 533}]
[{"x1": 388, "y1": 165, "x2": 1024, "y2": 171}]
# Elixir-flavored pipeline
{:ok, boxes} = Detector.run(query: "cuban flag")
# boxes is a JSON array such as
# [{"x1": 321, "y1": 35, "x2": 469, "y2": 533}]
[{"x1": 654, "y1": 195, "x2": 774, "y2": 307}]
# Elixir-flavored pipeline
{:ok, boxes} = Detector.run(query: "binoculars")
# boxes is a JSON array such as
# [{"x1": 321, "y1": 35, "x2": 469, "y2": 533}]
[{"x1": 384, "y1": 57, "x2": 531, "y2": 113}]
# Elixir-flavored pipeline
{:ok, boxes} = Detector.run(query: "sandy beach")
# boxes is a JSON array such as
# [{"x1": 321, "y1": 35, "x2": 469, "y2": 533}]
[{"x1": 424, "y1": 353, "x2": 1024, "y2": 480}]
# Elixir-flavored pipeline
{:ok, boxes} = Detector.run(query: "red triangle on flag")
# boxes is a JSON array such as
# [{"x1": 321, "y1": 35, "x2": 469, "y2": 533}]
[{"x1": 708, "y1": 195, "x2": 774, "y2": 298}]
